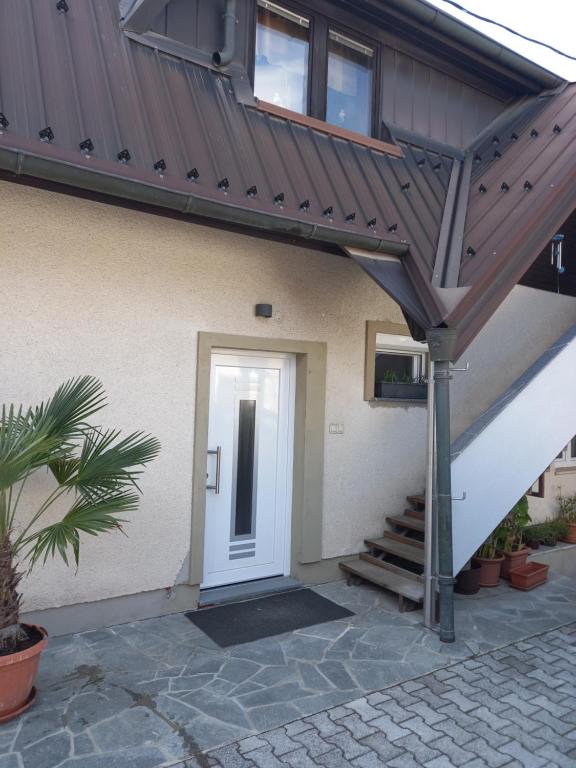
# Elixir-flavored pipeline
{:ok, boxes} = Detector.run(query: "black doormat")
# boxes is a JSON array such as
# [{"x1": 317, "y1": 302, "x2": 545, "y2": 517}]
[{"x1": 185, "y1": 589, "x2": 354, "y2": 648}]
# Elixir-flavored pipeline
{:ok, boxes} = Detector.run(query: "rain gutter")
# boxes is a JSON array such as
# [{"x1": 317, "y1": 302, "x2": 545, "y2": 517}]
[{"x1": 0, "y1": 143, "x2": 408, "y2": 257}]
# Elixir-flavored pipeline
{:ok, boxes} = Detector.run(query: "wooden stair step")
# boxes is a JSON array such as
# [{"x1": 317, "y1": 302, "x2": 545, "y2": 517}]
[
  {"x1": 360, "y1": 552, "x2": 423, "y2": 582},
  {"x1": 404, "y1": 508, "x2": 425, "y2": 521},
  {"x1": 340, "y1": 559, "x2": 424, "y2": 603},
  {"x1": 387, "y1": 514, "x2": 425, "y2": 533},
  {"x1": 365, "y1": 536, "x2": 425, "y2": 565},
  {"x1": 406, "y1": 494, "x2": 425, "y2": 509},
  {"x1": 384, "y1": 530, "x2": 424, "y2": 549}
]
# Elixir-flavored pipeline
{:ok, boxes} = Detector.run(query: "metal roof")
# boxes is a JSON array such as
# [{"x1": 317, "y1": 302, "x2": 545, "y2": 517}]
[{"x1": 0, "y1": 0, "x2": 573, "y2": 356}]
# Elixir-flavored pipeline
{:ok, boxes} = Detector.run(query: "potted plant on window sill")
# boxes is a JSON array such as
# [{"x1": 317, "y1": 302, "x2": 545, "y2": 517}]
[
  {"x1": 472, "y1": 529, "x2": 506, "y2": 587},
  {"x1": 0, "y1": 377, "x2": 160, "y2": 722},
  {"x1": 496, "y1": 495, "x2": 532, "y2": 579},
  {"x1": 558, "y1": 493, "x2": 576, "y2": 544},
  {"x1": 375, "y1": 371, "x2": 428, "y2": 400}
]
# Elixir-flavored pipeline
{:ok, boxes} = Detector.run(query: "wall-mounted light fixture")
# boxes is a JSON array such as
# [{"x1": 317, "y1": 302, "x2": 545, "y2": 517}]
[{"x1": 255, "y1": 304, "x2": 272, "y2": 318}]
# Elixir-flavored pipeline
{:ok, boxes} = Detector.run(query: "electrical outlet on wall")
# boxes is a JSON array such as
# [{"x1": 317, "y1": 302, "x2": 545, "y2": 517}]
[{"x1": 329, "y1": 423, "x2": 344, "y2": 434}]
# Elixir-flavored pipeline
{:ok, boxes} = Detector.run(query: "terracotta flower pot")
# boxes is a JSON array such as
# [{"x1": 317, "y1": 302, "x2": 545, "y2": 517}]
[
  {"x1": 561, "y1": 522, "x2": 576, "y2": 544},
  {"x1": 455, "y1": 561, "x2": 482, "y2": 595},
  {"x1": 472, "y1": 555, "x2": 504, "y2": 587},
  {"x1": 498, "y1": 547, "x2": 531, "y2": 580},
  {"x1": 510, "y1": 562, "x2": 549, "y2": 591},
  {"x1": 0, "y1": 625, "x2": 48, "y2": 723}
]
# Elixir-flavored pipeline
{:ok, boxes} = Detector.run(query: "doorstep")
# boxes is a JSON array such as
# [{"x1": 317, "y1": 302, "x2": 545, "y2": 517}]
[{"x1": 198, "y1": 576, "x2": 303, "y2": 607}]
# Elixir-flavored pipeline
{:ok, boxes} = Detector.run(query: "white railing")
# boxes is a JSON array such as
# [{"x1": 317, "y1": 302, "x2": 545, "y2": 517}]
[{"x1": 451, "y1": 325, "x2": 576, "y2": 574}]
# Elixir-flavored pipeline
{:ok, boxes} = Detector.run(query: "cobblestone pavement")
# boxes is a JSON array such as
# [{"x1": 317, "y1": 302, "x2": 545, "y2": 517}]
[{"x1": 204, "y1": 624, "x2": 576, "y2": 768}]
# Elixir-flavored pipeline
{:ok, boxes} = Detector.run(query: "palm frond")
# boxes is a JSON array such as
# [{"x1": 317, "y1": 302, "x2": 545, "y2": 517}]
[
  {"x1": 65, "y1": 428, "x2": 161, "y2": 497},
  {"x1": 32, "y1": 376, "x2": 107, "y2": 443},
  {"x1": 26, "y1": 491, "x2": 140, "y2": 566},
  {"x1": 0, "y1": 404, "x2": 65, "y2": 491}
]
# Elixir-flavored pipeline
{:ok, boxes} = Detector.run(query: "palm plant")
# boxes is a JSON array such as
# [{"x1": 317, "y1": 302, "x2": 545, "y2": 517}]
[{"x1": 0, "y1": 377, "x2": 160, "y2": 651}]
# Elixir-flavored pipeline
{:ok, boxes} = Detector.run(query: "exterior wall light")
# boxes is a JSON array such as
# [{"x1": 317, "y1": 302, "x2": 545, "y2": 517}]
[{"x1": 255, "y1": 304, "x2": 272, "y2": 318}]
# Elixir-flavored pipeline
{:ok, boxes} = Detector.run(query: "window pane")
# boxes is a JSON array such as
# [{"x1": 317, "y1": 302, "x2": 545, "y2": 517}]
[
  {"x1": 327, "y1": 30, "x2": 373, "y2": 135},
  {"x1": 255, "y1": 1, "x2": 309, "y2": 114},
  {"x1": 234, "y1": 400, "x2": 256, "y2": 537},
  {"x1": 375, "y1": 352, "x2": 413, "y2": 382}
]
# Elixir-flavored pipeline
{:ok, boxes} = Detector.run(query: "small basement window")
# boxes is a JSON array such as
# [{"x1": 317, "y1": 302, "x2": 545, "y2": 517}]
[{"x1": 364, "y1": 322, "x2": 428, "y2": 402}]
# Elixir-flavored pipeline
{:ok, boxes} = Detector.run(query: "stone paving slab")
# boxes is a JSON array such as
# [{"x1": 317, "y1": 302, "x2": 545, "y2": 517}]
[
  {"x1": 1, "y1": 575, "x2": 576, "y2": 767},
  {"x1": 204, "y1": 624, "x2": 576, "y2": 768}
]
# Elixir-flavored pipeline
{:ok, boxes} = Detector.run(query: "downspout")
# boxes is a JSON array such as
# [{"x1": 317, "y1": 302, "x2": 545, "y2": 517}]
[
  {"x1": 426, "y1": 328, "x2": 459, "y2": 643},
  {"x1": 213, "y1": 0, "x2": 237, "y2": 67},
  {"x1": 423, "y1": 357, "x2": 436, "y2": 629}
]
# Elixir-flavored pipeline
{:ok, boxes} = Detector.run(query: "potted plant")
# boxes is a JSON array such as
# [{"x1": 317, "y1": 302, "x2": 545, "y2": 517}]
[
  {"x1": 375, "y1": 371, "x2": 428, "y2": 400},
  {"x1": 558, "y1": 494, "x2": 576, "y2": 543},
  {"x1": 497, "y1": 495, "x2": 532, "y2": 579},
  {"x1": 454, "y1": 560, "x2": 481, "y2": 595},
  {"x1": 472, "y1": 528, "x2": 506, "y2": 587},
  {"x1": 0, "y1": 377, "x2": 160, "y2": 722}
]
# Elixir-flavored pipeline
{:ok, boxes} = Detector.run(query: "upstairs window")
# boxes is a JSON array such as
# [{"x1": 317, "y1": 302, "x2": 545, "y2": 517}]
[
  {"x1": 327, "y1": 31, "x2": 374, "y2": 136},
  {"x1": 254, "y1": 1, "x2": 379, "y2": 138},
  {"x1": 255, "y1": 2, "x2": 310, "y2": 114}
]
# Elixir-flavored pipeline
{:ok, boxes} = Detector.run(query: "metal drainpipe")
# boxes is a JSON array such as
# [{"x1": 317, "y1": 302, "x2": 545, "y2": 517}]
[
  {"x1": 213, "y1": 0, "x2": 237, "y2": 67},
  {"x1": 423, "y1": 357, "x2": 437, "y2": 629},
  {"x1": 434, "y1": 358, "x2": 455, "y2": 643},
  {"x1": 426, "y1": 329, "x2": 459, "y2": 644}
]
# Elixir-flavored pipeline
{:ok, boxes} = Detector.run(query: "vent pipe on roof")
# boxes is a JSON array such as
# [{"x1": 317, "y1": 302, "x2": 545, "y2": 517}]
[{"x1": 213, "y1": 0, "x2": 237, "y2": 67}]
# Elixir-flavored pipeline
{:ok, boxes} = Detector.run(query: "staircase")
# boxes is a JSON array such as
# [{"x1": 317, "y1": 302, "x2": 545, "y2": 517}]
[
  {"x1": 339, "y1": 495, "x2": 426, "y2": 611},
  {"x1": 340, "y1": 323, "x2": 576, "y2": 611}
]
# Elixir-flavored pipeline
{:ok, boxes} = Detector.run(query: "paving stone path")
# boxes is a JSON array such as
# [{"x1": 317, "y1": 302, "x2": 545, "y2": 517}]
[{"x1": 202, "y1": 624, "x2": 576, "y2": 768}]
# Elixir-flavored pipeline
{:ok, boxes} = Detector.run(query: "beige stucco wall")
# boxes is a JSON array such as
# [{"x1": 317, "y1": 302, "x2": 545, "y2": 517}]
[
  {"x1": 527, "y1": 463, "x2": 576, "y2": 524},
  {"x1": 451, "y1": 285, "x2": 576, "y2": 441},
  {"x1": 1, "y1": 180, "x2": 428, "y2": 612}
]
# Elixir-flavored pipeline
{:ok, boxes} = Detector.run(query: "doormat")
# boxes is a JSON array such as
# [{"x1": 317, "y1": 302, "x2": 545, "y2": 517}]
[{"x1": 185, "y1": 589, "x2": 354, "y2": 647}]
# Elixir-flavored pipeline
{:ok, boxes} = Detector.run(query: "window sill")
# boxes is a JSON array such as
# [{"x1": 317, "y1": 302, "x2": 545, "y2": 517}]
[
  {"x1": 252, "y1": 100, "x2": 403, "y2": 159},
  {"x1": 369, "y1": 398, "x2": 428, "y2": 407}
]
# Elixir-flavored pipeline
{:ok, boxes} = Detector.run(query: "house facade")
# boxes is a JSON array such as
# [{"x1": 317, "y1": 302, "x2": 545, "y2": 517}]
[{"x1": 0, "y1": 0, "x2": 574, "y2": 633}]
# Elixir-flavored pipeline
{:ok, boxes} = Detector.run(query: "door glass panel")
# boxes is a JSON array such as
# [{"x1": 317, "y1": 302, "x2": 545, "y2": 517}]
[
  {"x1": 327, "y1": 30, "x2": 373, "y2": 136},
  {"x1": 234, "y1": 400, "x2": 257, "y2": 537},
  {"x1": 255, "y1": 1, "x2": 310, "y2": 114}
]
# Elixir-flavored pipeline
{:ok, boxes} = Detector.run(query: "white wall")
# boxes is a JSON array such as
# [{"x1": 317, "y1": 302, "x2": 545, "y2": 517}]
[
  {"x1": 0, "y1": 181, "x2": 427, "y2": 612},
  {"x1": 451, "y1": 286, "x2": 576, "y2": 441},
  {"x1": 452, "y1": 334, "x2": 576, "y2": 573}
]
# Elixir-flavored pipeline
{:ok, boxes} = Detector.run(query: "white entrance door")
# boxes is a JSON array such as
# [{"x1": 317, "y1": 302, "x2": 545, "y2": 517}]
[{"x1": 202, "y1": 351, "x2": 295, "y2": 588}]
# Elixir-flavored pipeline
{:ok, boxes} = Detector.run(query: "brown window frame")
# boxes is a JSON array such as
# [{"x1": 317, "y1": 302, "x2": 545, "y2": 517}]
[{"x1": 252, "y1": 0, "x2": 382, "y2": 139}]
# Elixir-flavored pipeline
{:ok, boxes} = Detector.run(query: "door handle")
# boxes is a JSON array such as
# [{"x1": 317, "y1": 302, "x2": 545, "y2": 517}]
[{"x1": 207, "y1": 446, "x2": 221, "y2": 494}]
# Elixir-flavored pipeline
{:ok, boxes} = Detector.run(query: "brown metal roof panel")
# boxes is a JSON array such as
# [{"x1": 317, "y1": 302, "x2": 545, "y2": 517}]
[
  {"x1": 0, "y1": 1, "x2": 47, "y2": 140},
  {"x1": 460, "y1": 85, "x2": 576, "y2": 286}
]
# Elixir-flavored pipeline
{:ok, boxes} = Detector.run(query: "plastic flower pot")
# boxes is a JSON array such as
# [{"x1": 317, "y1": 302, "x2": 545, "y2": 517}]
[
  {"x1": 0, "y1": 625, "x2": 48, "y2": 723},
  {"x1": 454, "y1": 561, "x2": 482, "y2": 595},
  {"x1": 561, "y1": 522, "x2": 576, "y2": 544},
  {"x1": 509, "y1": 562, "x2": 549, "y2": 591},
  {"x1": 472, "y1": 555, "x2": 504, "y2": 587},
  {"x1": 497, "y1": 547, "x2": 531, "y2": 580}
]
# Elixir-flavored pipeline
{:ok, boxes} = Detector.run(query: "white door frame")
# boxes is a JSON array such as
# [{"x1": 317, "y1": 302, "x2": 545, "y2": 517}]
[{"x1": 202, "y1": 349, "x2": 296, "y2": 587}]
